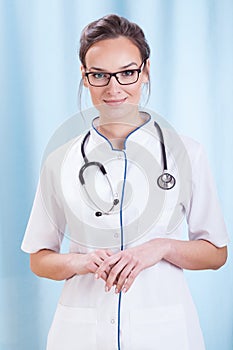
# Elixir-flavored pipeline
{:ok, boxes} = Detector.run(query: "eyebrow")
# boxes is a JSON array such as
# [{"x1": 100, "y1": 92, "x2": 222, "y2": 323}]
[{"x1": 88, "y1": 62, "x2": 139, "y2": 71}]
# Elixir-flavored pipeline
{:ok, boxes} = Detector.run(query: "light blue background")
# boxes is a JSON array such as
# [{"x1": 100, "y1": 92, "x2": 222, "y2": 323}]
[{"x1": 0, "y1": 0, "x2": 232, "y2": 349}]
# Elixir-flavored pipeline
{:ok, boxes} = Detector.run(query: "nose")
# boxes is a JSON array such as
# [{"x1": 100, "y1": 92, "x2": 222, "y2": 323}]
[{"x1": 105, "y1": 76, "x2": 121, "y2": 95}]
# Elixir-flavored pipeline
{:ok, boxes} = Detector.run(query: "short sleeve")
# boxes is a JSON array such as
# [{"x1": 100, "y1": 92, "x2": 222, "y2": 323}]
[
  {"x1": 21, "y1": 155, "x2": 66, "y2": 254},
  {"x1": 186, "y1": 144, "x2": 229, "y2": 247}
]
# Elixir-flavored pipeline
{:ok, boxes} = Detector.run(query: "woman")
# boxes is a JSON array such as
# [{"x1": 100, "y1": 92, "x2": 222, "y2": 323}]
[{"x1": 22, "y1": 14, "x2": 229, "y2": 350}]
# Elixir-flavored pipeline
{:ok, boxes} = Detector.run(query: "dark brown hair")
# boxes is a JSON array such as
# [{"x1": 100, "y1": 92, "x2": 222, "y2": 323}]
[{"x1": 79, "y1": 14, "x2": 150, "y2": 67}]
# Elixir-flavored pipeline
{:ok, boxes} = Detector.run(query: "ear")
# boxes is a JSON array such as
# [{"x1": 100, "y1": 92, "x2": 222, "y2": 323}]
[
  {"x1": 81, "y1": 65, "x2": 88, "y2": 88},
  {"x1": 142, "y1": 59, "x2": 150, "y2": 84}
]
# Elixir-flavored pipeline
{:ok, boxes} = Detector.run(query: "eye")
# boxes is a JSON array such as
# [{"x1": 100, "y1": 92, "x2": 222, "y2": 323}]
[
  {"x1": 91, "y1": 72, "x2": 107, "y2": 80},
  {"x1": 121, "y1": 70, "x2": 136, "y2": 77}
]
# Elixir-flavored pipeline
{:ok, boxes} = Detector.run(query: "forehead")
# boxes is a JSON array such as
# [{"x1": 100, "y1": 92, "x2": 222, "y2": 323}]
[{"x1": 85, "y1": 36, "x2": 141, "y2": 70}]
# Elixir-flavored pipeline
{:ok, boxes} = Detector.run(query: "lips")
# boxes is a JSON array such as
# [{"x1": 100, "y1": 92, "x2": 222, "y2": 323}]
[{"x1": 103, "y1": 97, "x2": 127, "y2": 106}]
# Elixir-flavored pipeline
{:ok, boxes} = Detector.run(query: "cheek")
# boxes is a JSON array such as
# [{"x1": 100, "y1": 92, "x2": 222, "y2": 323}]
[
  {"x1": 88, "y1": 88, "x2": 102, "y2": 104},
  {"x1": 127, "y1": 84, "x2": 143, "y2": 99}
]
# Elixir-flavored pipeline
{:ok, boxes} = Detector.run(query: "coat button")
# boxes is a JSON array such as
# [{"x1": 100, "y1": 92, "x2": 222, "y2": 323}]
[
  {"x1": 114, "y1": 232, "x2": 119, "y2": 238},
  {"x1": 111, "y1": 318, "x2": 115, "y2": 324}
]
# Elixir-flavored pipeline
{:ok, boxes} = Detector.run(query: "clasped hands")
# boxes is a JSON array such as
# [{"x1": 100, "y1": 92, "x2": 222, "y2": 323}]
[{"x1": 84, "y1": 239, "x2": 165, "y2": 294}]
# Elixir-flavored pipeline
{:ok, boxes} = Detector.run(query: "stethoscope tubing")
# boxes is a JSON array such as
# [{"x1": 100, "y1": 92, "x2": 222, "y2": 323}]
[{"x1": 78, "y1": 119, "x2": 176, "y2": 216}]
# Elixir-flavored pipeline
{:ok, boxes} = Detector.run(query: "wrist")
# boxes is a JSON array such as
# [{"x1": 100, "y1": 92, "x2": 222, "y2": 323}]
[
  {"x1": 152, "y1": 238, "x2": 172, "y2": 261},
  {"x1": 65, "y1": 253, "x2": 81, "y2": 276}
]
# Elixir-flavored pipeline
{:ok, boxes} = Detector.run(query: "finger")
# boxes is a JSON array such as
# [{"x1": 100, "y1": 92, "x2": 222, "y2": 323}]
[
  {"x1": 95, "y1": 250, "x2": 112, "y2": 261},
  {"x1": 85, "y1": 250, "x2": 113, "y2": 275},
  {"x1": 99, "y1": 271, "x2": 108, "y2": 281},
  {"x1": 93, "y1": 257, "x2": 105, "y2": 269},
  {"x1": 106, "y1": 249, "x2": 114, "y2": 257},
  {"x1": 91, "y1": 259, "x2": 111, "y2": 281},
  {"x1": 88, "y1": 259, "x2": 108, "y2": 280},
  {"x1": 122, "y1": 266, "x2": 141, "y2": 293},
  {"x1": 94, "y1": 251, "x2": 114, "y2": 272},
  {"x1": 97, "y1": 265, "x2": 111, "y2": 280},
  {"x1": 114, "y1": 261, "x2": 136, "y2": 293},
  {"x1": 88, "y1": 261, "x2": 101, "y2": 273},
  {"x1": 93, "y1": 249, "x2": 113, "y2": 267},
  {"x1": 105, "y1": 256, "x2": 131, "y2": 291},
  {"x1": 87, "y1": 253, "x2": 108, "y2": 275},
  {"x1": 95, "y1": 253, "x2": 122, "y2": 279}
]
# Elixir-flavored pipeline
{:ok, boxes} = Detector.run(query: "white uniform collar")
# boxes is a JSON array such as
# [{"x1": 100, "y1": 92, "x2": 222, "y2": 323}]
[{"x1": 89, "y1": 112, "x2": 155, "y2": 150}]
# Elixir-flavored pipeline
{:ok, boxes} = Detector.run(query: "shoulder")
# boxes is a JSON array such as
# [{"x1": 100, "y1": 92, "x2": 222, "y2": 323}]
[
  {"x1": 165, "y1": 127, "x2": 203, "y2": 160},
  {"x1": 179, "y1": 134, "x2": 208, "y2": 167},
  {"x1": 41, "y1": 133, "x2": 85, "y2": 175},
  {"x1": 179, "y1": 134, "x2": 203, "y2": 156},
  {"x1": 162, "y1": 128, "x2": 209, "y2": 180},
  {"x1": 162, "y1": 126, "x2": 203, "y2": 162}
]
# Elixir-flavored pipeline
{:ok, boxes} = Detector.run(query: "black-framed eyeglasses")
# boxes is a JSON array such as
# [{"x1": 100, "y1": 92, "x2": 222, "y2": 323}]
[{"x1": 85, "y1": 60, "x2": 146, "y2": 87}]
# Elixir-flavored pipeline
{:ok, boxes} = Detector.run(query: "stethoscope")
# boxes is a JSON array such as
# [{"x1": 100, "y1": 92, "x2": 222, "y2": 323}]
[{"x1": 79, "y1": 120, "x2": 176, "y2": 217}]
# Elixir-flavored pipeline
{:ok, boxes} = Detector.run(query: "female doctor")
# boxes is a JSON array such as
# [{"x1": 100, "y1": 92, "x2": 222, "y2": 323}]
[{"x1": 22, "y1": 14, "x2": 229, "y2": 350}]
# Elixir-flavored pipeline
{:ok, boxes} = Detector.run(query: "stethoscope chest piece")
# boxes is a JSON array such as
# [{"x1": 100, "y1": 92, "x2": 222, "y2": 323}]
[{"x1": 157, "y1": 172, "x2": 176, "y2": 190}]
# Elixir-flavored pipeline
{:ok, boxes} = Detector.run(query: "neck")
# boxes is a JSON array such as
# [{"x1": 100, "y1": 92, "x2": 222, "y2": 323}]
[{"x1": 97, "y1": 112, "x2": 147, "y2": 149}]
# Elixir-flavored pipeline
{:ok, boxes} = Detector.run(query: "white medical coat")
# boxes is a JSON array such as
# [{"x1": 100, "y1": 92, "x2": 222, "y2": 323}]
[{"x1": 21, "y1": 116, "x2": 229, "y2": 350}]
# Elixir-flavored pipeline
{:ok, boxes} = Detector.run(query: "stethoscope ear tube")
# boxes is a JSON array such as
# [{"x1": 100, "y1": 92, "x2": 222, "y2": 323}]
[{"x1": 79, "y1": 161, "x2": 107, "y2": 185}]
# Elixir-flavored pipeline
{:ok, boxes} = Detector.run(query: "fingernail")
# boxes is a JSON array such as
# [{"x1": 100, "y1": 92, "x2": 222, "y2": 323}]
[
  {"x1": 95, "y1": 274, "x2": 99, "y2": 279},
  {"x1": 105, "y1": 286, "x2": 109, "y2": 292},
  {"x1": 123, "y1": 287, "x2": 127, "y2": 293},
  {"x1": 115, "y1": 288, "x2": 118, "y2": 294}
]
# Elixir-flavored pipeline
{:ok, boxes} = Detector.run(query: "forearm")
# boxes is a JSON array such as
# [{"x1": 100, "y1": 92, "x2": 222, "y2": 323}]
[
  {"x1": 30, "y1": 249, "x2": 80, "y2": 281},
  {"x1": 158, "y1": 238, "x2": 227, "y2": 270}
]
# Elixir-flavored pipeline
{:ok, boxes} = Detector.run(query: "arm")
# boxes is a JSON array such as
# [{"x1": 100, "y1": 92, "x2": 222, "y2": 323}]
[
  {"x1": 163, "y1": 238, "x2": 227, "y2": 270},
  {"x1": 30, "y1": 248, "x2": 113, "y2": 281},
  {"x1": 95, "y1": 238, "x2": 227, "y2": 293}
]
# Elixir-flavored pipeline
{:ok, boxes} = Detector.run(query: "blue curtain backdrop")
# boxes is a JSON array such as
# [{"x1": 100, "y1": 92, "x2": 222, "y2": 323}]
[{"x1": 1, "y1": 0, "x2": 232, "y2": 349}]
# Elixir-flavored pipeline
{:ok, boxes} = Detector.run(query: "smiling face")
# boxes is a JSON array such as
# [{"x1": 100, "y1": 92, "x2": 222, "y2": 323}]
[{"x1": 81, "y1": 36, "x2": 149, "y2": 122}]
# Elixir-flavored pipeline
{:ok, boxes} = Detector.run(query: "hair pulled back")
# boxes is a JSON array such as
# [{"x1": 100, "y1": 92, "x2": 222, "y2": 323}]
[{"x1": 79, "y1": 14, "x2": 150, "y2": 66}]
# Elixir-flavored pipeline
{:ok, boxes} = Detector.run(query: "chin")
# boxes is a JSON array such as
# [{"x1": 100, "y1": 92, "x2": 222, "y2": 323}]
[{"x1": 96, "y1": 102, "x2": 139, "y2": 122}]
